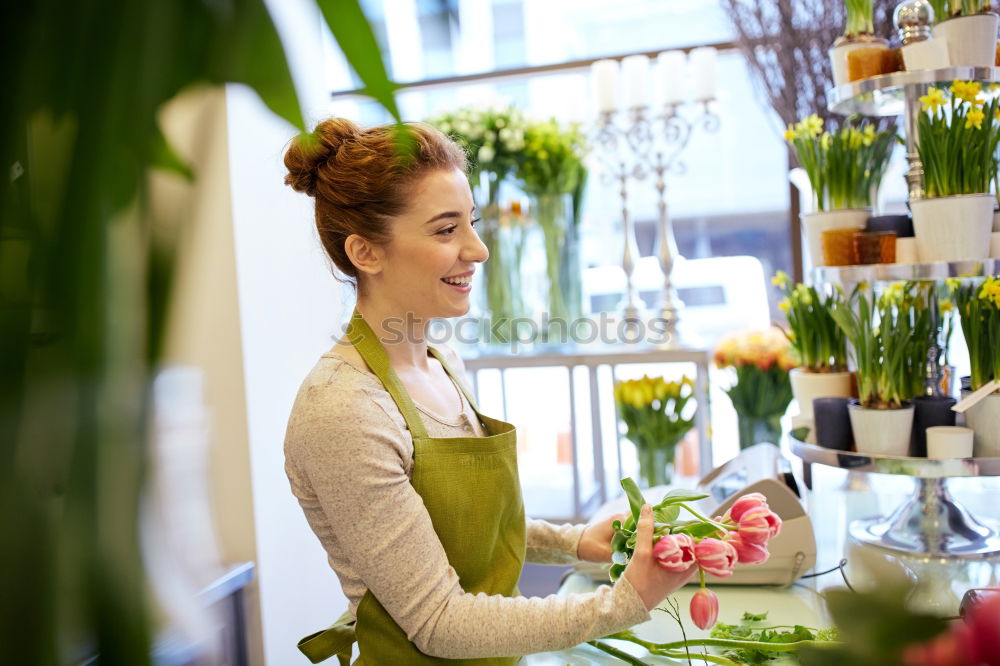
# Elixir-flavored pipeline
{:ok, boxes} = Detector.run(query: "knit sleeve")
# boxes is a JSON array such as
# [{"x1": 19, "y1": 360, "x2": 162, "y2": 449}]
[{"x1": 285, "y1": 364, "x2": 650, "y2": 660}]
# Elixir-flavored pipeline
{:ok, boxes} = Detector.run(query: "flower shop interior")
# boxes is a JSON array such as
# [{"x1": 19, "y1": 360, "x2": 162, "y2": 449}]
[{"x1": 6, "y1": 0, "x2": 1000, "y2": 665}]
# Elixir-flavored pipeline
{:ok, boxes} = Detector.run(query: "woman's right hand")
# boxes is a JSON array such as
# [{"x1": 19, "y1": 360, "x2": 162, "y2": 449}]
[{"x1": 623, "y1": 503, "x2": 697, "y2": 611}]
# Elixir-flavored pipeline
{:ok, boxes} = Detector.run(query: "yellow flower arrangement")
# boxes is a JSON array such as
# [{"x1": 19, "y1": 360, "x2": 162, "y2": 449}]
[
  {"x1": 953, "y1": 276, "x2": 1000, "y2": 391},
  {"x1": 772, "y1": 271, "x2": 848, "y2": 373},
  {"x1": 614, "y1": 375, "x2": 696, "y2": 487}
]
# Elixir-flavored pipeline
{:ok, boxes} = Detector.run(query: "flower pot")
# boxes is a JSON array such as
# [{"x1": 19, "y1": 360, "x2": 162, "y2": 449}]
[
  {"x1": 901, "y1": 37, "x2": 951, "y2": 70},
  {"x1": 932, "y1": 13, "x2": 1000, "y2": 68},
  {"x1": 801, "y1": 209, "x2": 869, "y2": 268},
  {"x1": 867, "y1": 214, "x2": 914, "y2": 238},
  {"x1": 814, "y1": 397, "x2": 854, "y2": 451},
  {"x1": 991, "y1": 231, "x2": 1000, "y2": 259},
  {"x1": 848, "y1": 401, "x2": 915, "y2": 456},
  {"x1": 993, "y1": 209, "x2": 1000, "y2": 232},
  {"x1": 910, "y1": 194, "x2": 993, "y2": 262},
  {"x1": 790, "y1": 369, "x2": 854, "y2": 419},
  {"x1": 964, "y1": 392, "x2": 1000, "y2": 457},
  {"x1": 737, "y1": 414, "x2": 783, "y2": 449},
  {"x1": 830, "y1": 35, "x2": 888, "y2": 86},
  {"x1": 895, "y1": 237, "x2": 919, "y2": 263},
  {"x1": 910, "y1": 395, "x2": 957, "y2": 457}
]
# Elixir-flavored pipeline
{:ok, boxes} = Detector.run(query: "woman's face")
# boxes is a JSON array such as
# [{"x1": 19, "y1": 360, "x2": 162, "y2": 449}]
[{"x1": 373, "y1": 167, "x2": 488, "y2": 320}]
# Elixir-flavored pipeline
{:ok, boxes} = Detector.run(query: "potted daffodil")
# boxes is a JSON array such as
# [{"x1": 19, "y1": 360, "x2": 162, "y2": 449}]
[
  {"x1": 930, "y1": 0, "x2": 1000, "y2": 67},
  {"x1": 830, "y1": 0, "x2": 888, "y2": 86}
]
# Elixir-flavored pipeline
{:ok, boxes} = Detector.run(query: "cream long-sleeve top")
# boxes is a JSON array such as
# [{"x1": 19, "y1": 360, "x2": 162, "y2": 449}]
[{"x1": 284, "y1": 345, "x2": 650, "y2": 660}]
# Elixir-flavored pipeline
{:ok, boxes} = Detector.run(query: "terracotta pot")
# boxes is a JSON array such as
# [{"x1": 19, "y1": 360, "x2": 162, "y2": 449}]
[
  {"x1": 830, "y1": 35, "x2": 889, "y2": 86},
  {"x1": 910, "y1": 194, "x2": 993, "y2": 262},
  {"x1": 848, "y1": 401, "x2": 914, "y2": 456},
  {"x1": 801, "y1": 209, "x2": 869, "y2": 268}
]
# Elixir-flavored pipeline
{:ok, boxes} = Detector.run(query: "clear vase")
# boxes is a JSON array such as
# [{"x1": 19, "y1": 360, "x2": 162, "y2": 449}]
[
  {"x1": 737, "y1": 414, "x2": 783, "y2": 450},
  {"x1": 531, "y1": 192, "x2": 574, "y2": 327},
  {"x1": 476, "y1": 172, "x2": 517, "y2": 343},
  {"x1": 636, "y1": 446, "x2": 674, "y2": 489}
]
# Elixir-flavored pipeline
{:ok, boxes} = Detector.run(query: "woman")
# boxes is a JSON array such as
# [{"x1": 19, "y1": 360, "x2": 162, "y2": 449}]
[{"x1": 283, "y1": 118, "x2": 694, "y2": 664}]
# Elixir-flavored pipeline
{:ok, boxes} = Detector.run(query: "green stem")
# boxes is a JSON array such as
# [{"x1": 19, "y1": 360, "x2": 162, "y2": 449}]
[
  {"x1": 678, "y1": 503, "x2": 731, "y2": 532},
  {"x1": 586, "y1": 640, "x2": 649, "y2": 665},
  {"x1": 588, "y1": 640, "x2": 740, "y2": 666},
  {"x1": 606, "y1": 632, "x2": 833, "y2": 655}
]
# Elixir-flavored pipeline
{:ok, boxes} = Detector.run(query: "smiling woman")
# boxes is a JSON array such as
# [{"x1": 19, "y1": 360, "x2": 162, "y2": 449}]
[{"x1": 281, "y1": 118, "x2": 697, "y2": 664}]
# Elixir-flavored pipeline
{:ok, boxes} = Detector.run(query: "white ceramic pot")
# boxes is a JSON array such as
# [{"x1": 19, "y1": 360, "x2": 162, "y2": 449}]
[
  {"x1": 932, "y1": 13, "x2": 1000, "y2": 68},
  {"x1": 848, "y1": 402, "x2": 915, "y2": 456},
  {"x1": 901, "y1": 38, "x2": 951, "y2": 70},
  {"x1": 910, "y1": 194, "x2": 993, "y2": 262},
  {"x1": 964, "y1": 392, "x2": 1000, "y2": 457},
  {"x1": 992, "y1": 209, "x2": 1000, "y2": 232},
  {"x1": 829, "y1": 38, "x2": 889, "y2": 86},
  {"x1": 991, "y1": 231, "x2": 1000, "y2": 259},
  {"x1": 801, "y1": 209, "x2": 869, "y2": 268},
  {"x1": 790, "y1": 369, "x2": 853, "y2": 419}
]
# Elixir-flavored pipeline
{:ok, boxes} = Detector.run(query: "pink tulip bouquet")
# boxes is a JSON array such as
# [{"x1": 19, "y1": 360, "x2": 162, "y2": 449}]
[{"x1": 609, "y1": 478, "x2": 782, "y2": 631}]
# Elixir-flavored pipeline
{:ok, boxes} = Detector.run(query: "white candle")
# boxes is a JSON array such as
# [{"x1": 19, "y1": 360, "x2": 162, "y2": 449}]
[
  {"x1": 621, "y1": 54, "x2": 651, "y2": 109},
  {"x1": 690, "y1": 46, "x2": 717, "y2": 101},
  {"x1": 656, "y1": 50, "x2": 686, "y2": 106},
  {"x1": 590, "y1": 58, "x2": 619, "y2": 113}
]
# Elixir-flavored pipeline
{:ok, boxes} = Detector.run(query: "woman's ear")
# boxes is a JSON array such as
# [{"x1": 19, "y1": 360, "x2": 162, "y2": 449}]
[{"x1": 344, "y1": 234, "x2": 385, "y2": 276}]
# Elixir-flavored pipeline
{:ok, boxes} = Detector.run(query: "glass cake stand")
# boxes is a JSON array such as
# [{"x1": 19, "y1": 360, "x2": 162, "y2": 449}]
[{"x1": 791, "y1": 438, "x2": 1000, "y2": 559}]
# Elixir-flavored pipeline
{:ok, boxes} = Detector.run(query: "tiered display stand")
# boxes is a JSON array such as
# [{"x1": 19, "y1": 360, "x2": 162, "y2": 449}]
[{"x1": 792, "y1": 69, "x2": 1000, "y2": 559}]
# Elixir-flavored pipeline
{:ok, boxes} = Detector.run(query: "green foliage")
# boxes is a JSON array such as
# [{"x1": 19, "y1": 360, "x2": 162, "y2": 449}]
[
  {"x1": 784, "y1": 115, "x2": 896, "y2": 212},
  {"x1": 917, "y1": 82, "x2": 1000, "y2": 198},
  {"x1": 0, "y1": 1, "x2": 396, "y2": 663},
  {"x1": 773, "y1": 272, "x2": 848, "y2": 372},
  {"x1": 711, "y1": 614, "x2": 839, "y2": 665},
  {"x1": 844, "y1": 0, "x2": 875, "y2": 35},
  {"x1": 951, "y1": 276, "x2": 1000, "y2": 390}
]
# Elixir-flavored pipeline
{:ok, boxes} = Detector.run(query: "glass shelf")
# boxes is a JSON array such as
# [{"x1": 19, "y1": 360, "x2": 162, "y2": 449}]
[
  {"x1": 791, "y1": 438, "x2": 1000, "y2": 557},
  {"x1": 827, "y1": 66, "x2": 1000, "y2": 116},
  {"x1": 811, "y1": 258, "x2": 999, "y2": 286}
]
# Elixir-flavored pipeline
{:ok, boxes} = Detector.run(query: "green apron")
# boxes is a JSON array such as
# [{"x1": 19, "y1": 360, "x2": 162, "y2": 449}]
[{"x1": 298, "y1": 310, "x2": 526, "y2": 665}]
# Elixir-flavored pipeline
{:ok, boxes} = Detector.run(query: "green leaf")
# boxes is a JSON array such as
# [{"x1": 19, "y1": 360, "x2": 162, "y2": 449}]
[
  {"x1": 673, "y1": 522, "x2": 722, "y2": 539},
  {"x1": 742, "y1": 611, "x2": 768, "y2": 622},
  {"x1": 609, "y1": 563, "x2": 626, "y2": 581},
  {"x1": 654, "y1": 505, "x2": 680, "y2": 523},
  {"x1": 149, "y1": 126, "x2": 193, "y2": 181},
  {"x1": 317, "y1": 0, "x2": 401, "y2": 122},
  {"x1": 620, "y1": 477, "x2": 645, "y2": 522},
  {"x1": 656, "y1": 488, "x2": 709, "y2": 504}
]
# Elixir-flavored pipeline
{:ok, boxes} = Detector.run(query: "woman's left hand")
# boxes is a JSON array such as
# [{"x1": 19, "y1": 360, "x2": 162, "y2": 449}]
[{"x1": 577, "y1": 512, "x2": 630, "y2": 563}]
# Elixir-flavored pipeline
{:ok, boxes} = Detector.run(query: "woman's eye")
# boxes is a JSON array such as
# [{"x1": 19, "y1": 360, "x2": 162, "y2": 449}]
[
  {"x1": 437, "y1": 225, "x2": 457, "y2": 235},
  {"x1": 471, "y1": 217, "x2": 481, "y2": 228}
]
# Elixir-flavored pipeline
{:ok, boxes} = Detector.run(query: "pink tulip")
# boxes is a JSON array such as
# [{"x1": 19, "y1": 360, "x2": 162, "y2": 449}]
[
  {"x1": 724, "y1": 492, "x2": 768, "y2": 523},
  {"x1": 689, "y1": 588, "x2": 719, "y2": 630},
  {"x1": 736, "y1": 506, "x2": 783, "y2": 545},
  {"x1": 694, "y1": 537, "x2": 738, "y2": 578},
  {"x1": 728, "y1": 532, "x2": 770, "y2": 564},
  {"x1": 652, "y1": 534, "x2": 696, "y2": 572}
]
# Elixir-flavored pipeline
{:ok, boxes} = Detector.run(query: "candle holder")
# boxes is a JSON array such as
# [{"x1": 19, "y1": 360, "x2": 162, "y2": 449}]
[{"x1": 593, "y1": 100, "x2": 720, "y2": 339}]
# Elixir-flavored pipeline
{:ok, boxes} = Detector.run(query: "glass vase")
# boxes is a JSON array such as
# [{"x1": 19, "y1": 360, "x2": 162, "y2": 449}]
[
  {"x1": 636, "y1": 445, "x2": 674, "y2": 489},
  {"x1": 476, "y1": 172, "x2": 517, "y2": 343},
  {"x1": 531, "y1": 192, "x2": 574, "y2": 328},
  {"x1": 737, "y1": 414, "x2": 783, "y2": 450}
]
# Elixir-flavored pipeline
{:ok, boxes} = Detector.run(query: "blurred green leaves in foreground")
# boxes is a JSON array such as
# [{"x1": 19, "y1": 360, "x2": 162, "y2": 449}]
[{"x1": 0, "y1": 1, "x2": 396, "y2": 663}]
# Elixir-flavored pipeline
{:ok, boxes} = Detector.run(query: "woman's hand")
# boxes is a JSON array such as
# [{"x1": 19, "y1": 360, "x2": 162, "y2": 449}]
[
  {"x1": 624, "y1": 504, "x2": 697, "y2": 611},
  {"x1": 577, "y1": 511, "x2": 630, "y2": 563}
]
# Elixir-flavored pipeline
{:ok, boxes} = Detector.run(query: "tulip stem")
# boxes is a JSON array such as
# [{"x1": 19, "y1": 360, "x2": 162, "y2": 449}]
[
  {"x1": 588, "y1": 640, "x2": 740, "y2": 666},
  {"x1": 603, "y1": 631, "x2": 837, "y2": 655},
  {"x1": 678, "y1": 503, "x2": 732, "y2": 531}
]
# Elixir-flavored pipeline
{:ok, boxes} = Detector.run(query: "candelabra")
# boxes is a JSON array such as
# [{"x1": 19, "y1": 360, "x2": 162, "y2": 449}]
[{"x1": 592, "y1": 50, "x2": 721, "y2": 342}]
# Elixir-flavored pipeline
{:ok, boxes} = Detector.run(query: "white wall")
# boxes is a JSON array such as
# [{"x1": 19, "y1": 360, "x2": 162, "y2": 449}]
[{"x1": 227, "y1": 2, "x2": 355, "y2": 660}]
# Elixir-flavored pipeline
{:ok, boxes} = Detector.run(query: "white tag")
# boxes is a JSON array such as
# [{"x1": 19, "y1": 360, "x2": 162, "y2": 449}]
[{"x1": 952, "y1": 379, "x2": 1000, "y2": 413}]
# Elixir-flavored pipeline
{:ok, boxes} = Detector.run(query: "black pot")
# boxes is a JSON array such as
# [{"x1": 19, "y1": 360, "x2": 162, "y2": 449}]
[
  {"x1": 910, "y1": 395, "x2": 958, "y2": 457},
  {"x1": 866, "y1": 214, "x2": 914, "y2": 238},
  {"x1": 813, "y1": 397, "x2": 854, "y2": 451}
]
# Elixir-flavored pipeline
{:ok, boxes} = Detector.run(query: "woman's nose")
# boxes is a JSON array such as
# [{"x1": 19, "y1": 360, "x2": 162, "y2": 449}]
[{"x1": 463, "y1": 227, "x2": 489, "y2": 263}]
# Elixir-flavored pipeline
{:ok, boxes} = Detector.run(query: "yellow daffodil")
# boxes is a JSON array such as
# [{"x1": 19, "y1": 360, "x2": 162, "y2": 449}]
[
  {"x1": 771, "y1": 270, "x2": 791, "y2": 288},
  {"x1": 939, "y1": 299, "x2": 955, "y2": 313},
  {"x1": 965, "y1": 106, "x2": 985, "y2": 130},
  {"x1": 783, "y1": 125, "x2": 797, "y2": 142},
  {"x1": 805, "y1": 114, "x2": 824, "y2": 137},
  {"x1": 848, "y1": 127, "x2": 863, "y2": 149},
  {"x1": 919, "y1": 87, "x2": 947, "y2": 113},
  {"x1": 946, "y1": 277, "x2": 962, "y2": 292},
  {"x1": 820, "y1": 132, "x2": 832, "y2": 151},
  {"x1": 950, "y1": 80, "x2": 983, "y2": 106},
  {"x1": 778, "y1": 298, "x2": 791, "y2": 313},
  {"x1": 862, "y1": 124, "x2": 877, "y2": 146}
]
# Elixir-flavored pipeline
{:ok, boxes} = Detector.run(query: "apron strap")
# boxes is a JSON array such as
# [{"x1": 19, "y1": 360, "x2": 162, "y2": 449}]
[
  {"x1": 346, "y1": 309, "x2": 429, "y2": 440},
  {"x1": 428, "y1": 346, "x2": 482, "y2": 415},
  {"x1": 297, "y1": 610, "x2": 356, "y2": 665}
]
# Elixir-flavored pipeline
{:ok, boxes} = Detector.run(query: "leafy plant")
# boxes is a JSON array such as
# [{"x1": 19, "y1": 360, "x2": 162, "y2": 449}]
[
  {"x1": 917, "y1": 81, "x2": 1000, "y2": 198},
  {"x1": 773, "y1": 271, "x2": 848, "y2": 372},
  {"x1": 928, "y1": 0, "x2": 991, "y2": 20},
  {"x1": 844, "y1": 0, "x2": 875, "y2": 36},
  {"x1": 784, "y1": 115, "x2": 897, "y2": 211},
  {"x1": 951, "y1": 276, "x2": 1000, "y2": 390},
  {"x1": 614, "y1": 376, "x2": 696, "y2": 486},
  {"x1": 0, "y1": 1, "x2": 397, "y2": 663}
]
